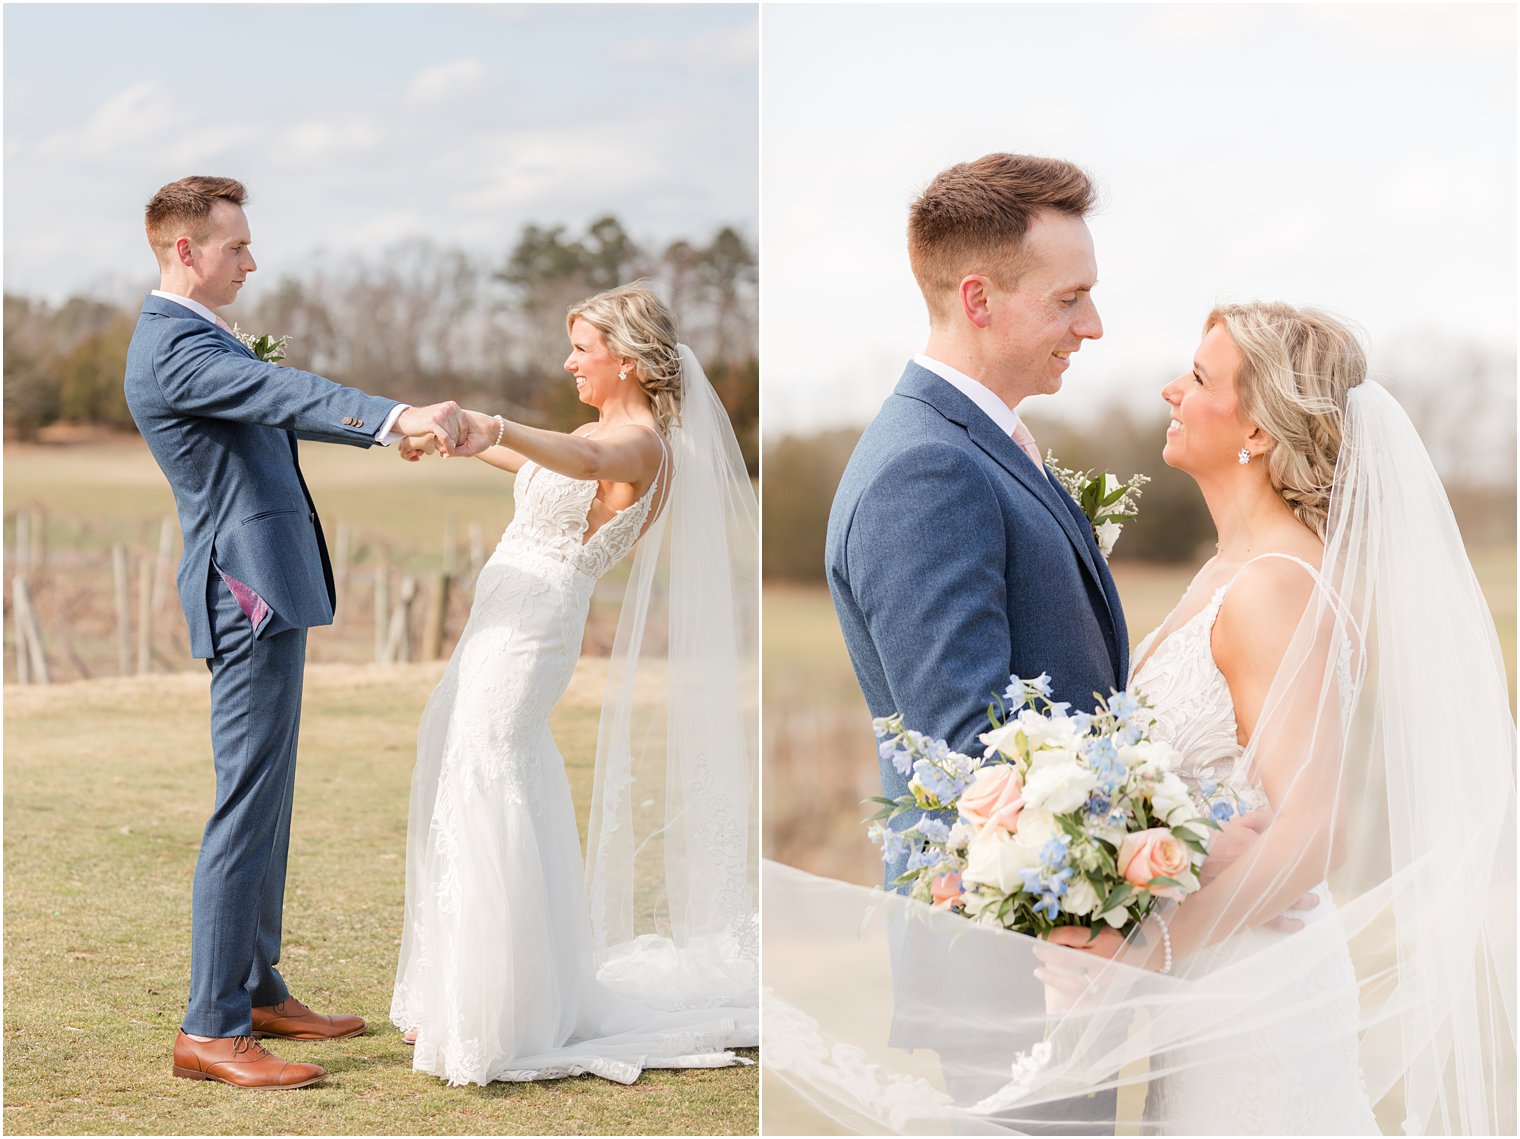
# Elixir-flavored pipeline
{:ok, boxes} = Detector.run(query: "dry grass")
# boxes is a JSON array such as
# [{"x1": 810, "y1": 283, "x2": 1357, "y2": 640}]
[{"x1": 3, "y1": 661, "x2": 757, "y2": 1135}]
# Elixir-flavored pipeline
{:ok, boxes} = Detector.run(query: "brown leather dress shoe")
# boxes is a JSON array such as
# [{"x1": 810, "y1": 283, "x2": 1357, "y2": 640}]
[
  {"x1": 251, "y1": 996, "x2": 365, "y2": 1041},
  {"x1": 172, "y1": 1031, "x2": 326, "y2": 1089}
]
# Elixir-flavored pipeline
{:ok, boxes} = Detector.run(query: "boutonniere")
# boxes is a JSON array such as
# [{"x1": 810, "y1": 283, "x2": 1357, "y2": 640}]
[
  {"x1": 230, "y1": 324, "x2": 292, "y2": 365},
  {"x1": 1045, "y1": 454, "x2": 1149, "y2": 559}
]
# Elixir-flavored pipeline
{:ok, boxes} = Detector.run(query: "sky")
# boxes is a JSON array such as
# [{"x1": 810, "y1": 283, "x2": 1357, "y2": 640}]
[
  {"x1": 3, "y1": 3, "x2": 758, "y2": 305},
  {"x1": 761, "y1": 3, "x2": 1516, "y2": 435}
]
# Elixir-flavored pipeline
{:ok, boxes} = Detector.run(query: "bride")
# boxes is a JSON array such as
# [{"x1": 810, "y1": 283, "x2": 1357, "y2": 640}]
[
  {"x1": 390, "y1": 281, "x2": 758, "y2": 1085},
  {"x1": 764, "y1": 302, "x2": 1514, "y2": 1134}
]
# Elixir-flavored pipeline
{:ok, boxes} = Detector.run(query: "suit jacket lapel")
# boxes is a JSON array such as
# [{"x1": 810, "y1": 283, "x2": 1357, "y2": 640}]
[{"x1": 896, "y1": 363, "x2": 1125, "y2": 672}]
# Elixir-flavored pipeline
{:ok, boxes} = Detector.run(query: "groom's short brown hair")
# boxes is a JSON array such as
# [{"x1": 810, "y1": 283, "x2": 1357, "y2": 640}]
[
  {"x1": 145, "y1": 176, "x2": 248, "y2": 263},
  {"x1": 908, "y1": 154, "x2": 1095, "y2": 322}
]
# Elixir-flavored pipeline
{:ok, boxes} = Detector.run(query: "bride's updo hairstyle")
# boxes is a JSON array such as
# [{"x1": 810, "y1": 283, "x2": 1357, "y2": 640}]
[
  {"x1": 1206, "y1": 302, "x2": 1366, "y2": 540},
  {"x1": 567, "y1": 281, "x2": 683, "y2": 431}
]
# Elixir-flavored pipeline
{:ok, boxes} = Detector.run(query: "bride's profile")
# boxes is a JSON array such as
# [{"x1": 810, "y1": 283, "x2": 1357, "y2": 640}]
[
  {"x1": 391, "y1": 281, "x2": 758, "y2": 1086},
  {"x1": 764, "y1": 302, "x2": 1514, "y2": 1134}
]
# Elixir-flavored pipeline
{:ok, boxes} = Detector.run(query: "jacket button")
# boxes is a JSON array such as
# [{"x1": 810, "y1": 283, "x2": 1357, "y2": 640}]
[
  {"x1": 354, "y1": 420, "x2": 364, "y2": 428},
  {"x1": 342, "y1": 417, "x2": 354, "y2": 426}
]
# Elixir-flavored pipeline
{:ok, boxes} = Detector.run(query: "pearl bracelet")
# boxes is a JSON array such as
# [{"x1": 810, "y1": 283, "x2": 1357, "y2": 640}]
[
  {"x1": 1154, "y1": 913, "x2": 1173, "y2": 975},
  {"x1": 493, "y1": 415, "x2": 506, "y2": 448}
]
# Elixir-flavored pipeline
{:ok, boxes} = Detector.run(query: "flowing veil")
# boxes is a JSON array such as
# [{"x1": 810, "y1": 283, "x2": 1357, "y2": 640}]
[
  {"x1": 764, "y1": 380, "x2": 1514, "y2": 1133},
  {"x1": 585, "y1": 344, "x2": 759, "y2": 1039}
]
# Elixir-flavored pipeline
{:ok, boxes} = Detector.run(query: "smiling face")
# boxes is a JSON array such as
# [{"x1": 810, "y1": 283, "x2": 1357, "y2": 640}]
[
  {"x1": 185, "y1": 200, "x2": 256, "y2": 310},
  {"x1": 563, "y1": 317, "x2": 629, "y2": 409},
  {"x1": 1161, "y1": 321, "x2": 1257, "y2": 474},
  {"x1": 986, "y1": 210, "x2": 1102, "y2": 400}
]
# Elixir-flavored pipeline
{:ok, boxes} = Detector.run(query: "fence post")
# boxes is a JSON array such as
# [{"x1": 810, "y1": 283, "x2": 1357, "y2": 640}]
[
  {"x1": 136, "y1": 553, "x2": 153, "y2": 674},
  {"x1": 374, "y1": 562, "x2": 390, "y2": 663},
  {"x1": 421, "y1": 572, "x2": 451, "y2": 661},
  {"x1": 332, "y1": 522, "x2": 350, "y2": 631},
  {"x1": 13, "y1": 575, "x2": 50, "y2": 685},
  {"x1": 152, "y1": 517, "x2": 176, "y2": 610},
  {"x1": 113, "y1": 544, "x2": 132, "y2": 675}
]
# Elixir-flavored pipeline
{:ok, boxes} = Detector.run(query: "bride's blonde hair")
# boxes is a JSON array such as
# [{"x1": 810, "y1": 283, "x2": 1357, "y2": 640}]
[
  {"x1": 1206, "y1": 302, "x2": 1366, "y2": 540},
  {"x1": 567, "y1": 281, "x2": 683, "y2": 431}
]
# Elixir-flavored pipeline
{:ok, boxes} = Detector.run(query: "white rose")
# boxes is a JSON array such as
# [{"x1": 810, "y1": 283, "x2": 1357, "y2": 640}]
[
  {"x1": 1095, "y1": 520, "x2": 1122, "y2": 558},
  {"x1": 1119, "y1": 740, "x2": 1180, "y2": 779},
  {"x1": 1061, "y1": 875, "x2": 1100, "y2": 917},
  {"x1": 1151, "y1": 772, "x2": 1201, "y2": 825},
  {"x1": 1018, "y1": 709, "x2": 1080, "y2": 751},
  {"x1": 979, "y1": 721, "x2": 1025, "y2": 763},
  {"x1": 1021, "y1": 761, "x2": 1097, "y2": 815},
  {"x1": 963, "y1": 827, "x2": 1041, "y2": 893},
  {"x1": 1012, "y1": 807, "x2": 1058, "y2": 848}
]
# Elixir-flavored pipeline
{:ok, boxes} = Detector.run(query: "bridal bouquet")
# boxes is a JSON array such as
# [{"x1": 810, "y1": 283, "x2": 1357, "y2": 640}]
[{"x1": 868, "y1": 674, "x2": 1232, "y2": 938}]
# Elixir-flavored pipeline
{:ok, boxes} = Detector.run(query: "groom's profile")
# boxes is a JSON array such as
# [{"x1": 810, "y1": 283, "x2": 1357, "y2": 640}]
[
  {"x1": 825, "y1": 153, "x2": 1129, "y2": 1133},
  {"x1": 125, "y1": 176, "x2": 489, "y2": 1088}
]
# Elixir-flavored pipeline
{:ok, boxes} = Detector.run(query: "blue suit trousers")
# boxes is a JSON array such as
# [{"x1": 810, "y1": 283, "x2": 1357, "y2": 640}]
[{"x1": 182, "y1": 570, "x2": 306, "y2": 1037}]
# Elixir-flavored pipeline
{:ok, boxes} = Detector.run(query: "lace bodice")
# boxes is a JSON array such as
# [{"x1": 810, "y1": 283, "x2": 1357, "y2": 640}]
[
  {"x1": 1129, "y1": 553, "x2": 1340, "y2": 811},
  {"x1": 502, "y1": 439, "x2": 664, "y2": 581}
]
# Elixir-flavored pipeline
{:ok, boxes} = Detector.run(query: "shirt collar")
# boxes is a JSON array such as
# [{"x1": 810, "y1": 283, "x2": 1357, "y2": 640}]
[
  {"x1": 151, "y1": 290, "x2": 222, "y2": 328},
  {"x1": 913, "y1": 354, "x2": 1023, "y2": 438}
]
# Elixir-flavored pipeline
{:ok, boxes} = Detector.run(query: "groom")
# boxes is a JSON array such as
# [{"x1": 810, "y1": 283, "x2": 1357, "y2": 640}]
[
  {"x1": 826, "y1": 154, "x2": 1127, "y2": 1132},
  {"x1": 125, "y1": 176, "x2": 490, "y2": 1089}
]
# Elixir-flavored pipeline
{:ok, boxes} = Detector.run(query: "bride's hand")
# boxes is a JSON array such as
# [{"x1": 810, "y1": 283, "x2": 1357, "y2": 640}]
[
  {"x1": 1032, "y1": 926, "x2": 1127, "y2": 1011},
  {"x1": 399, "y1": 433, "x2": 438, "y2": 462},
  {"x1": 1200, "y1": 809, "x2": 1319, "y2": 930}
]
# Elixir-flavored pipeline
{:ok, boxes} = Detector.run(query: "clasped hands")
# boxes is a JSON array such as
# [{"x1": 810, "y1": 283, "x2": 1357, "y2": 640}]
[{"x1": 394, "y1": 402, "x2": 499, "y2": 461}]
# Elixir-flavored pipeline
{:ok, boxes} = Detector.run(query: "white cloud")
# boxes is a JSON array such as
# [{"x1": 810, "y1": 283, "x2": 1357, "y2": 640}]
[
  {"x1": 608, "y1": 17, "x2": 756, "y2": 77},
  {"x1": 405, "y1": 58, "x2": 489, "y2": 108}
]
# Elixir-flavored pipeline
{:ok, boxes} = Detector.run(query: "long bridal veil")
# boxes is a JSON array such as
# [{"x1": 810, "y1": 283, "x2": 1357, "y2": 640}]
[
  {"x1": 764, "y1": 380, "x2": 1514, "y2": 1134},
  {"x1": 585, "y1": 343, "x2": 759, "y2": 1040}
]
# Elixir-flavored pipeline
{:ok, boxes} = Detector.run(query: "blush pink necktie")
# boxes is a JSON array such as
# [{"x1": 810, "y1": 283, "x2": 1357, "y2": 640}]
[
  {"x1": 212, "y1": 313, "x2": 232, "y2": 333},
  {"x1": 1011, "y1": 420, "x2": 1043, "y2": 468}
]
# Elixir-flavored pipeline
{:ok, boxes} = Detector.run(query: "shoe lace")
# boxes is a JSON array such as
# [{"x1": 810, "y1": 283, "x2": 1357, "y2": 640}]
[{"x1": 231, "y1": 1035, "x2": 272, "y2": 1059}]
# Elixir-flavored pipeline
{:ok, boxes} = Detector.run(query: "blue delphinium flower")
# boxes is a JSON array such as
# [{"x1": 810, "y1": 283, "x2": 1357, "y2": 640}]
[
  {"x1": 1211, "y1": 798, "x2": 1237, "y2": 823},
  {"x1": 917, "y1": 816, "x2": 952, "y2": 844},
  {"x1": 1003, "y1": 675, "x2": 1031, "y2": 711},
  {"x1": 912, "y1": 758, "x2": 956, "y2": 802},
  {"x1": 1034, "y1": 892, "x2": 1063, "y2": 922},
  {"x1": 1085, "y1": 790, "x2": 1111, "y2": 817},
  {"x1": 877, "y1": 827, "x2": 910, "y2": 864},
  {"x1": 906, "y1": 843, "x2": 942, "y2": 872},
  {"x1": 1040, "y1": 835, "x2": 1072, "y2": 868},
  {"x1": 1108, "y1": 690, "x2": 1141, "y2": 724},
  {"x1": 1070, "y1": 711, "x2": 1094, "y2": 736}
]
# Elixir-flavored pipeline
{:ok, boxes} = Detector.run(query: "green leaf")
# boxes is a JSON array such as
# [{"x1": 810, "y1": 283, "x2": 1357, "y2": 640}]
[{"x1": 1147, "y1": 875, "x2": 1187, "y2": 891}]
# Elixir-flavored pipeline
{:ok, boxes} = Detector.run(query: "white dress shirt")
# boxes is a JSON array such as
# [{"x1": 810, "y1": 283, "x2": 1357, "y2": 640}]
[
  {"x1": 913, "y1": 354, "x2": 1028, "y2": 440},
  {"x1": 151, "y1": 289, "x2": 406, "y2": 443}
]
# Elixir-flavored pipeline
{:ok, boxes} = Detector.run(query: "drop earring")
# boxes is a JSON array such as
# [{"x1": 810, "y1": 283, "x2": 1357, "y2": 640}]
[{"x1": 1237, "y1": 448, "x2": 1251, "y2": 466}]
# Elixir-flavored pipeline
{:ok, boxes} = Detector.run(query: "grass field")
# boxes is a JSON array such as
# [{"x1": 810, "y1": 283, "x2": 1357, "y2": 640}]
[
  {"x1": 763, "y1": 551, "x2": 1518, "y2": 886},
  {"x1": 3, "y1": 660, "x2": 757, "y2": 1136}
]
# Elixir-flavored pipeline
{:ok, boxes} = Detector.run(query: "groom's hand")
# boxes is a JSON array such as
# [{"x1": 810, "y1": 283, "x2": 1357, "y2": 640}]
[{"x1": 395, "y1": 401, "x2": 466, "y2": 453}]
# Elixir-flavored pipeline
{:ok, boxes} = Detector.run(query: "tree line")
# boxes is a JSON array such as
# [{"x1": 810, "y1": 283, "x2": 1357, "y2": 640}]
[
  {"x1": 764, "y1": 359, "x2": 1517, "y2": 577},
  {"x1": 4, "y1": 216, "x2": 759, "y2": 472}
]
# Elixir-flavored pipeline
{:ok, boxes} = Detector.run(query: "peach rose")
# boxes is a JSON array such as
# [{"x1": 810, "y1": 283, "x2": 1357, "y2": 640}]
[
  {"x1": 1118, "y1": 828, "x2": 1191, "y2": 900},
  {"x1": 930, "y1": 872, "x2": 963, "y2": 911},
  {"x1": 959, "y1": 764, "x2": 1024, "y2": 834}
]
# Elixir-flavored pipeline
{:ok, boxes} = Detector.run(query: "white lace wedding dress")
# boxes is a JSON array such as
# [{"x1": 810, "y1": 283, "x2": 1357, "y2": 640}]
[
  {"x1": 390, "y1": 446, "x2": 745, "y2": 1085},
  {"x1": 1128, "y1": 552, "x2": 1378, "y2": 1135}
]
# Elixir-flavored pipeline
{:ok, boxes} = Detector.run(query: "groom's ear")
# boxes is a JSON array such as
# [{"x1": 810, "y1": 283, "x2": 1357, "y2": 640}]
[
  {"x1": 959, "y1": 275, "x2": 993, "y2": 328},
  {"x1": 175, "y1": 235, "x2": 195, "y2": 267}
]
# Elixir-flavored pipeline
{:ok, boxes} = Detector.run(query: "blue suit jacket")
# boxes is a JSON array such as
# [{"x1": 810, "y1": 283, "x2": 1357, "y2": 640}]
[
  {"x1": 124, "y1": 294, "x2": 400, "y2": 658},
  {"x1": 826, "y1": 362, "x2": 1129, "y2": 885}
]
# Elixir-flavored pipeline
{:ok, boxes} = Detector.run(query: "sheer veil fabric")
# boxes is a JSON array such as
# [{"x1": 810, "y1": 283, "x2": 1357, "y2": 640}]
[
  {"x1": 763, "y1": 381, "x2": 1514, "y2": 1134},
  {"x1": 585, "y1": 344, "x2": 759, "y2": 1033}
]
